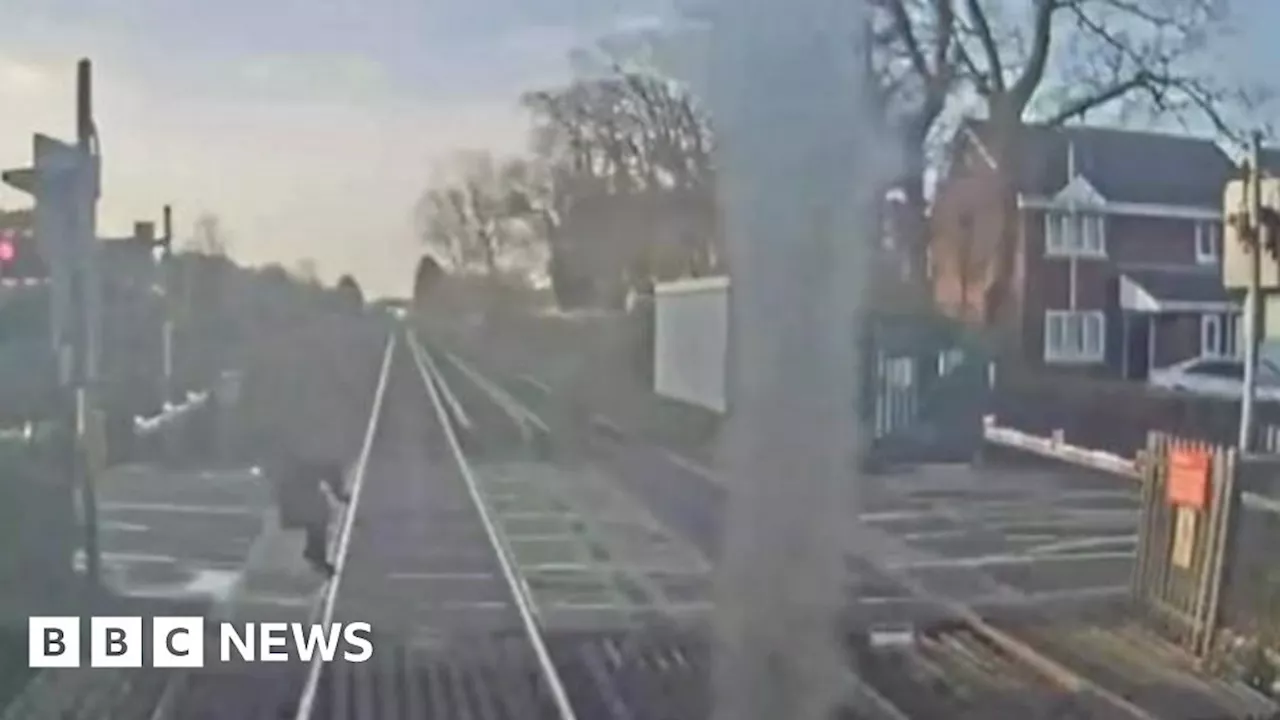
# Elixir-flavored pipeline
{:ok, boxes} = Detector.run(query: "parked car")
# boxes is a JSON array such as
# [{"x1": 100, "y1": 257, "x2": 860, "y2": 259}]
[{"x1": 1148, "y1": 356, "x2": 1280, "y2": 403}]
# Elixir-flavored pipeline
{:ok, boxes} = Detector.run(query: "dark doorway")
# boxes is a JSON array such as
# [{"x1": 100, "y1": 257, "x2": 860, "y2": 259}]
[{"x1": 1126, "y1": 314, "x2": 1152, "y2": 380}]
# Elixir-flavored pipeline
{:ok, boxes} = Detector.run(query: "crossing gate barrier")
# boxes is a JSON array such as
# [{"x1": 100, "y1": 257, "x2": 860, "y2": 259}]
[{"x1": 1133, "y1": 432, "x2": 1237, "y2": 660}]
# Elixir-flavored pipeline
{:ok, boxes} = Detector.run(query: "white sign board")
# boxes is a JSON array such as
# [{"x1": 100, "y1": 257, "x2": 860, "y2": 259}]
[
  {"x1": 1222, "y1": 178, "x2": 1280, "y2": 290},
  {"x1": 654, "y1": 276, "x2": 729, "y2": 414}
]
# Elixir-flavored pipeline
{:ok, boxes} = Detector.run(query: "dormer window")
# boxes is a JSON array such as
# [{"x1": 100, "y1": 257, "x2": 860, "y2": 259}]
[
  {"x1": 1195, "y1": 221, "x2": 1221, "y2": 265},
  {"x1": 1045, "y1": 211, "x2": 1106, "y2": 258}
]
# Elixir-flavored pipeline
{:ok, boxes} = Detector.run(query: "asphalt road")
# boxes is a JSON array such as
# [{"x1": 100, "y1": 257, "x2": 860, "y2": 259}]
[
  {"x1": 92, "y1": 464, "x2": 270, "y2": 602},
  {"x1": 457, "y1": 350, "x2": 1139, "y2": 626}
]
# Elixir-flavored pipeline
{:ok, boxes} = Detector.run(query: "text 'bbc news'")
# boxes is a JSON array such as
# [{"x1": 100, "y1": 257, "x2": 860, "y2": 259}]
[{"x1": 29, "y1": 617, "x2": 374, "y2": 668}]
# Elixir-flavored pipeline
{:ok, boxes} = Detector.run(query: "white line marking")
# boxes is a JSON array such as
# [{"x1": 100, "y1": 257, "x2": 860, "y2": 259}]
[
  {"x1": 407, "y1": 332, "x2": 472, "y2": 431},
  {"x1": 900, "y1": 530, "x2": 973, "y2": 541},
  {"x1": 520, "y1": 374, "x2": 552, "y2": 394},
  {"x1": 413, "y1": 331, "x2": 579, "y2": 720},
  {"x1": 100, "y1": 502, "x2": 260, "y2": 516},
  {"x1": 858, "y1": 510, "x2": 951, "y2": 522},
  {"x1": 662, "y1": 450, "x2": 716, "y2": 482},
  {"x1": 77, "y1": 551, "x2": 180, "y2": 565},
  {"x1": 886, "y1": 550, "x2": 1135, "y2": 570},
  {"x1": 101, "y1": 521, "x2": 150, "y2": 532},
  {"x1": 523, "y1": 563, "x2": 593, "y2": 572},
  {"x1": 293, "y1": 331, "x2": 396, "y2": 720},
  {"x1": 431, "y1": 601, "x2": 511, "y2": 611},
  {"x1": 388, "y1": 572, "x2": 496, "y2": 581},
  {"x1": 590, "y1": 414, "x2": 624, "y2": 436},
  {"x1": 1026, "y1": 535, "x2": 1137, "y2": 556}
]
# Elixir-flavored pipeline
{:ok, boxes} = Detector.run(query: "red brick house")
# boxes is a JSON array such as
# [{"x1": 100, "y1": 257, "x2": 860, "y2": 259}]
[{"x1": 931, "y1": 121, "x2": 1239, "y2": 379}]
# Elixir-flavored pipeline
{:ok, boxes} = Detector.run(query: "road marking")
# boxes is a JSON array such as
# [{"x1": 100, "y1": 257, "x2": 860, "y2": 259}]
[
  {"x1": 78, "y1": 550, "x2": 179, "y2": 565},
  {"x1": 524, "y1": 563, "x2": 593, "y2": 572},
  {"x1": 100, "y1": 502, "x2": 261, "y2": 516},
  {"x1": 662, "y1": 450, "x2": 717, "y2": 482},
  {"x1": 886, "y1": 550, "x2": 1134, "y2": 570},
  {"x1": 101, "y1": 521, "x2": 150, "y2": 532},
  {"x1": 430, "y1": 601, "x2": 511, "y2": 611},
  {"x1": 900, "y1": 530, "x2": 972, "y2": 541},
  {"x1": 389, "y1": 571, "x2": 496, "y2": 581},
  {"x1": 520, "y1": 374, "x2": 552, "y2": 395},
  {"x1": 1027, "y1": 535, "x2": 1137, "y2": 556},
  {"x1": 501, "y1": 511, "x2": 575, "y2": 520},
  {"x1": 859, "y1": 509, "x2": 950, "y2": 522}
]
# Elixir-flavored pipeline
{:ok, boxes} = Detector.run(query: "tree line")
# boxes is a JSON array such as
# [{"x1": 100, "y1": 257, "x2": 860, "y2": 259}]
[{"x1": 415, "y1": 0, "x2": 1269, "y2": 314}]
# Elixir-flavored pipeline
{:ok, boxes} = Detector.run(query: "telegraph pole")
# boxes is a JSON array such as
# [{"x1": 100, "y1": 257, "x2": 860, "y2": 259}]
[{"x1": 1239, "y1": 133, "x2": 1263, "y2": 452}]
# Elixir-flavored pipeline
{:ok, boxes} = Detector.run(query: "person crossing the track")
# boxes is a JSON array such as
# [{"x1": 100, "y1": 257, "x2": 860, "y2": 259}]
[{"x1": 239, "y1": 276, "x2": 381, "y2": 578}]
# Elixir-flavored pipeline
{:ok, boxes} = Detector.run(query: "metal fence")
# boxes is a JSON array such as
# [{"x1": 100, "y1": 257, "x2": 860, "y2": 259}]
[
  {"x1": 1133, "y1": 432, "x2": 1237, "y2": 659},
  {"x1": 1217, "y1": 456, "x2": 1280, "y2": 650},
  {"x1": 992, "y1": 368, "x2": 1280, "y2": 460},
  {"x1": 862, "y1": 340, "x2": 990, "y2": 464}
]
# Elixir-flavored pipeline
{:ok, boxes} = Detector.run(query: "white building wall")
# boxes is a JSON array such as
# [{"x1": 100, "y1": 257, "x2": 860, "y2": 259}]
[{"x1": 653, "y1": 275, "x2": 729, "y2": 413}]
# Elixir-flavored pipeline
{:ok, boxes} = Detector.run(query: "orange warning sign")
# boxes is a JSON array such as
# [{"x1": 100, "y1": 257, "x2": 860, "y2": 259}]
[{"x1": 1167, "y1": 448, "x2": 1211, "y2": 510}]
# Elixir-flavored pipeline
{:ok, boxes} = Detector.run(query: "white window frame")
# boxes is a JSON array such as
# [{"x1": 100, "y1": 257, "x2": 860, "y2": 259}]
[
  {"x1": 1195, "y1": 221, "x2": 1221, "y2": 265},
  {"x1": 1044, "y1": 310, "x2": 1106, "y2": 363},
  {"x1": 1045, "y1": 211, "x2": 1107, "y2": 258},
  {"x1": 1201, "y1": 312, "x2": 1239, "y2": 358}
]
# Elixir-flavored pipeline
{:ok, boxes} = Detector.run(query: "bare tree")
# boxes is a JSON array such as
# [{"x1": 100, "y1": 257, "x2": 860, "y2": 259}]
[
  {"x1": 414, "y1": 151, "x2": 538, "y2": 277},
  {"x1": 188, "y1": 213, "x2": 229, "y2": 257},
  {"x1": 945, "y1": 0, "x2": 1265, "y2": 332},
  {"x1": 870, "y1": 0, "x2": 961, "y2": 284},
  {"x1": 520, "y1": 72, "x2": 719, "y2": 306},
  {"x1": 866, "y1": 0, "x2": 1264, "y2": 306},
  {"x1": 292, "y1": 258, "x2": 320, "y2": 286}
]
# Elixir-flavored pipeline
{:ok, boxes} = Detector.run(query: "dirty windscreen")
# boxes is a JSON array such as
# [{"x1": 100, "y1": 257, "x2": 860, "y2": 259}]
[{"x1": 3, "y1": 2, "x2": 1280, "y2": 720}]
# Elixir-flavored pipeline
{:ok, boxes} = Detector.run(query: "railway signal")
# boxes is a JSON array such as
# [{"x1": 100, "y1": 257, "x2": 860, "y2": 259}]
[
  {"x1": 0, "y1": 59, "x2": 105, "y2": 596},
  {"x1": 0, "y1": 230, "x2": 15, "y2": 279}
]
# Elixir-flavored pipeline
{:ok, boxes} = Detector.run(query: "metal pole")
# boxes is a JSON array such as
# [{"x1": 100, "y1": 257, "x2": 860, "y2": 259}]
[
  {"x1": 74, "y1": 58, "x2": 102, "y2": 595},
  {"x1": 162, "y1": 205, "x2": 174, "y2": 405},
  {"x1": 1239, "y1": 133, "x2": 1263, "y2": 452}
]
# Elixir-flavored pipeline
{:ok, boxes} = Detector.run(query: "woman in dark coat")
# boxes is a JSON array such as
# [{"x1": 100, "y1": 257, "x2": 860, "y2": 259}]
[{"x1": 240, "y1": 280, "x2": 378, "y2": 577}]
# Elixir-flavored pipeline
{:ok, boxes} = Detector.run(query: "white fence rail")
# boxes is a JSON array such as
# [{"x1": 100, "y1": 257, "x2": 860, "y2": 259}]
[
  {"x1": 132, "y1": 391, "x2": 211, "y2": 437},
  {"x1": 981, "y1": 414, "x2": 1141, "y2": 480}
]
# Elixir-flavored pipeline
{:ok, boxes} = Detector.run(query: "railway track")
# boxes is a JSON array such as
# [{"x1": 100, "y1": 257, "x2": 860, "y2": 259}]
[
  {"x1": 410, "y1": 334, "x2": 1280, "y2": 720},
  {"x1": 8, "y1": 322, "x2": 1277, "y2": 719}
]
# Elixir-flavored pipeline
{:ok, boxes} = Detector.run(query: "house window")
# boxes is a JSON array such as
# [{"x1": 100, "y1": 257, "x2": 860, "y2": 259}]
[
  {"x1": 1195, "y1": 221, "x2": 1221, "y2": 264},
  {"x1": 1044, "y1": 310, "x2": 1106, "y2": 363},
  {"x1": 1045, "y1": 211, "x2": 1106, "y2": 257},
  {"x1": 1201, "y1": 312, "x2": 1239, "y2": 358}
]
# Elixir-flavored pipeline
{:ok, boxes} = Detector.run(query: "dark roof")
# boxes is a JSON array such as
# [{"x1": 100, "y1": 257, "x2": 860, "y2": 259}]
[
  {"x1": 963, "y1": 120, "x2": 1234, "y2": 208},
  {"x1": 1122, "y1": 266, "x2": 1232, "y2": 304}
]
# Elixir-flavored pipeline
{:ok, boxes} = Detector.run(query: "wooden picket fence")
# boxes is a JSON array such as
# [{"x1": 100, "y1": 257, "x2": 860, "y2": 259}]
[{"x1": 1132, "y1": 432, "x2": 1238, "y2": 659}]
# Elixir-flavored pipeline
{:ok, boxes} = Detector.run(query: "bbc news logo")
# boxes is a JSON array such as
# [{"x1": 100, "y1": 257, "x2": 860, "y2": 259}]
[{"x1": 29, "y1": 617, "x2": 374, "y2": 668}]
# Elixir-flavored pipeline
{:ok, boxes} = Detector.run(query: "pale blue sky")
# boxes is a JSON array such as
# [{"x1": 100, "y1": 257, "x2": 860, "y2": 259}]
[{"x1": 0, "y1": 0, "x2": 1274, "y2": 296}]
